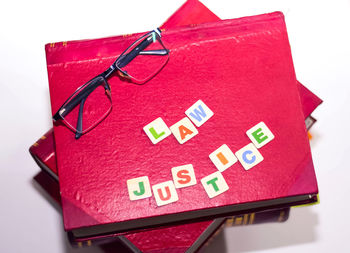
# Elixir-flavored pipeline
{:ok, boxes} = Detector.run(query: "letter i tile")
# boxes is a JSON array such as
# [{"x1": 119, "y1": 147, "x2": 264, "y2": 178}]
[
  {"x1": 201, "y1": 171, "x2": 229, "y2": 198},
  {"x1": 152, "y1": 181, "x2": 179, "y2": 206},
  {"x1": 127, "y1": 176, "x2": 152, "y2": 201},
  {"x1": 209, "y1": 144, "x2": 237, "y2": 172}
]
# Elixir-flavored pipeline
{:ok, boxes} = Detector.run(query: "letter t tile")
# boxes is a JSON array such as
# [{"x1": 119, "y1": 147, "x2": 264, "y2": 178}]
[{"x1": 201, "y1": 171, "x2": 229, "y2": 198}]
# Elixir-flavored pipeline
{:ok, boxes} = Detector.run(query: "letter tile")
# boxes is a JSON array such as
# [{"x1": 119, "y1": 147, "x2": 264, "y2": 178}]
[
  {"x1": 152, "y1": 181, "x2": 179, "y2": 206},
  {"x1": 127, "y1": 176, "x2": 152, "y2": 201},
  {"x1": 185, "y1": 100, "x2": 214, "y2": 127},
  {"x1": 235, "y1": 143, "x2": 264, "y2": 170},
  {"x1": 246, "y1": 122, "x2": 274, "y2": 148},
  {"x1": 201, "y1": 171, "x2": 229, "y2": 198},
  {"x1": 171, "y1": 164, "x2": 197, "y2": 188},
  {"x1": 209, "y1": 144, "x2": 238, "y2": 172},
  {"x1": 143, "y1": 117, "x2": 171, "y2": 144},
  {"x1": 170, "y1": 117, "x2": 198, "y2": 144}
]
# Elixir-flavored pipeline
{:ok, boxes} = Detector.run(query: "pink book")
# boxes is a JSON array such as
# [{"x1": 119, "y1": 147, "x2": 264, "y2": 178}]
[{"x1": 47, "y1": 11, "x2": 318, "y2": 240}]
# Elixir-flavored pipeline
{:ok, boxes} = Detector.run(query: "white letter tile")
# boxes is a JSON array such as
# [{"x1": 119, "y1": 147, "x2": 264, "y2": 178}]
[
  {"x1": 143, "y1": 117, "x2": 171, "y2": 144},
  {"x1": 171, "y1": 164, "x2": 197, "y2": 189},
  {"x1": 152, "y1": 181, "x2": 179, "y2": 206},
  {"x1": 209, "y1": 144, "x2": 237, "y2": 172},
  {"x1": 235, "y1": 143, "x2": 264, "y2": 170},
  {"x1": 170, "y1": 117, "x2": 198, "y2": 144},
  {"x1": 185, "y1": 100, "x2": 214, "y2": 127},
  {"x1": 201, "y1": 171, "x2": 229, "y2": 198},
  {"x1": 246, "y1": 122, "x2": 274, "y2": 148},
  {"x1": 127, "y1": 176, "x2": 152, "y2": 201}
]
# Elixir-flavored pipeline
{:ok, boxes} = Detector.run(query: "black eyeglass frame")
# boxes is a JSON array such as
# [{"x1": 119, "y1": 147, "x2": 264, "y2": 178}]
[{"x1": 52, "y1": 29, "x2": 169, "y2": 139}]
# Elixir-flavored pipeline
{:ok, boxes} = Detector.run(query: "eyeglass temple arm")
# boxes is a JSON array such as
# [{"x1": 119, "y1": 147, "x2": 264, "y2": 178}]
[
  {"x1": 117, "y1": 34, "x2": 168, "y2": 68},
  {"x1": 139, "y1": 49, "x2": 169, "y2": 55},
  {"x1": 75, "y1": 98, "x2": 86, "y2": 139}
]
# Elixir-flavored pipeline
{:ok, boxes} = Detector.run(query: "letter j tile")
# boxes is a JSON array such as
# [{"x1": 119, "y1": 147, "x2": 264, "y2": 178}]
[{"x1": 127, "y1": 176, "x2": 152, "y2": 201}]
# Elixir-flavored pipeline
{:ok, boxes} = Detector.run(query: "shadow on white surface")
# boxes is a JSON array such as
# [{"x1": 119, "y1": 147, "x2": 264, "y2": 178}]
[
  {"x1": 223, "y1": 208, "x2": 318, "y2": 252},
  {"x1": 32, "y1": 177, "x2": 103, "y2": 253},
  {"x1": 201, "y1": 229, "x2": 227, "y2": 253}
]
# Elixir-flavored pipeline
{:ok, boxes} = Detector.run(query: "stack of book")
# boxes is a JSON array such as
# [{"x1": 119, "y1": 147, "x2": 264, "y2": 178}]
[{"x1": 29, "y1": 1, "x2": 322, "y2": 252}]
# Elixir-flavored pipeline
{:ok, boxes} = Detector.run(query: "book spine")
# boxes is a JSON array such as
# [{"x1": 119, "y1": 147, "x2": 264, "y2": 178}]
[
  {"x1": 33, "y1": 172, "x2": 60, "y2": 205},
  {"x1": 67, "y1": 232, "x2": 141, "y2": 253},
  {"x1": 29, "y1": 129, "x2": 58, "y2": 181},
  {"x1": 305, "y1": 115, "x2": 317, "y2": 131},
  {"x1": 224, "y1": 208, "x2": 290, "y2": 226}
]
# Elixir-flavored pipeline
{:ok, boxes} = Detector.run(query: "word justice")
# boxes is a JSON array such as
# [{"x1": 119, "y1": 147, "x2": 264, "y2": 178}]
[{"x1": 127, "y1": 100, "x2": 274, "y2": 206}]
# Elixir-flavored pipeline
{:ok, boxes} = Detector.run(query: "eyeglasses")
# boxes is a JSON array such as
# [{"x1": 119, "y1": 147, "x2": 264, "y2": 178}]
[{"x1": 53, "y1": 29, "x2": 169, "y2": 139}]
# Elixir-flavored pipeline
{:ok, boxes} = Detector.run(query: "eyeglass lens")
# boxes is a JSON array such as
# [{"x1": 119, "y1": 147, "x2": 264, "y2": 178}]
[
  {"x1": 60, "y1": 76, "x2": 112, "y2": 134},
  {"x1": 117, "y1": 32, "x2": 169, "y2": 83}
]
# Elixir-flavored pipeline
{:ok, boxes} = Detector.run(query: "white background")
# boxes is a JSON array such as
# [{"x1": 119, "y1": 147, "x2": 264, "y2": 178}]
[{"x1": 0, "y1": 0, "x2": 349, "y2": 252}]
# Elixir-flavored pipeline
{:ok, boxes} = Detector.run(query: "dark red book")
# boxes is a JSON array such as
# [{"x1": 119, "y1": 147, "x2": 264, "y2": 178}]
[
  {"x1": 47, "y1": 11, "x2": 318, "y2": 240},
  {"x1": 33, "y1": 168, "x2": 290, "y2": 253}
]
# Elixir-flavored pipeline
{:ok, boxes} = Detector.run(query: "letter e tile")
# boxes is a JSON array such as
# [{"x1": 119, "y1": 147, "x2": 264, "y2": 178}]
[
  {"x1": 127, "y1": 176, "x2": 152, "y2": 201},
  {"x1": 201, "y1": 171, "x2": 229, "y2": 198},
  {"x1": 143, "y1": 117, "x2": 171, "y2": 144},
  {"x1": 235, "y1": 143, "x2": 264, "y2": 170},
  {"x1": 246, "y1": 122, "x2": 274, "y2": 148},
  {"x1": 171, "y1": 164, "x2": 197, "y2": 188},
  {"x1": 185, "y1": 100, "x2": 214, "y2": 127},
  {"x1": 209, "y1": 144, "x2": 237, "y2": 172},
  {"x1": 170, "y1": 117, "x2": 198, "y2": 144},
  {"x1": 152, "y1": 181, "x2": 179, "y2": 206}
]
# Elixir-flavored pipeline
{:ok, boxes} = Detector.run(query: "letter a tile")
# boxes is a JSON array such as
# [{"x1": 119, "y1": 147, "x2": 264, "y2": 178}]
[
  {"x1": 143, "y1": 117, "x2": 171, "y2": 144},
  {"x1": 152, "y1": 181, "x2": 179, "y2": 206},
  {"x1": 127, "y1": 176, "x2": 152, "y2": 201},
  {"x1": 170, "y1": 117, "x2": 198, "y2": 144},
  {"x1": 209, "y1": 144, "x2": 237, "y2": 172},
  {"x1": 246, "y1": 122, "x2": 274, "y2": 148},
  {"x1": 235, "y1": 143, "x2": 264, "y2": 170},
  {"x1": 201, "y1": 171, "x2": 229, "y2": 198},
  {"x1": 185, "y1": 100, "x2": 214, "y2": 127}
]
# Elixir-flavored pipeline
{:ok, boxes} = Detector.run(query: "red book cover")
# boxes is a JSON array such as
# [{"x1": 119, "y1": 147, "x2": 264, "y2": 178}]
[
  {"x1": 47, "y1": 12, "x2": 318, "y2": 238},
  {"x1": 32, "y1": 0, "x2": 321, "y2": 182},
  {"x1": 161, "y1": 0, "x2": 323, "y2": 118},
  {"x1": 47, "y1": 13, "x2": 317, "y2": 237}
]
